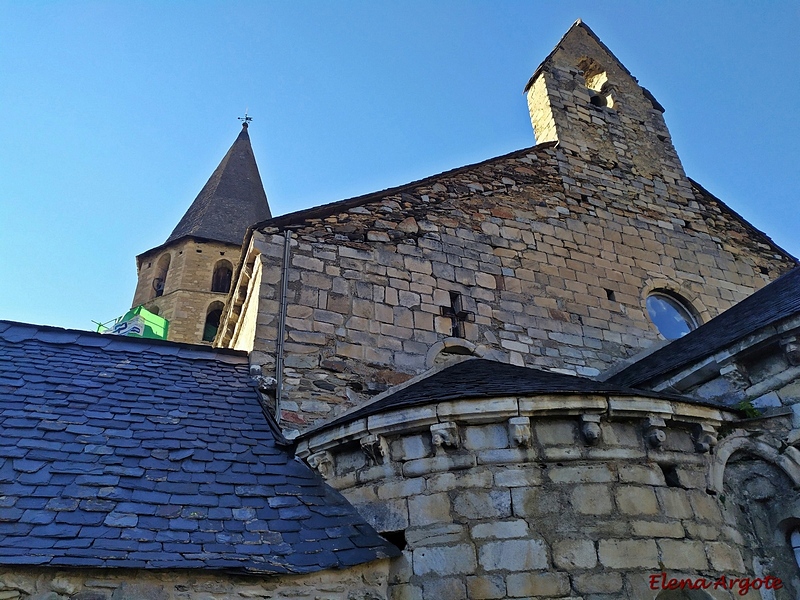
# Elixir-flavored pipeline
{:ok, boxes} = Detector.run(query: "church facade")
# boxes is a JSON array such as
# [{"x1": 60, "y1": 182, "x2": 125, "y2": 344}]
[{"x1": 2, "y1": 20, "x2": 800, "y2": 600}]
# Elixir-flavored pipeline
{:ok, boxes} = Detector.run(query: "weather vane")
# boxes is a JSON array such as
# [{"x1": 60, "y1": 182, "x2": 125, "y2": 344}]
[{"x1": 238, "y1": 110, "x2": 253, "y2": 127}]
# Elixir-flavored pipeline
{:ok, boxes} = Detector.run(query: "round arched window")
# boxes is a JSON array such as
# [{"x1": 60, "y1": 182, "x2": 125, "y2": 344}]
[{"x1": 646, "y1": 291, "x2": 697, "y2": 340}]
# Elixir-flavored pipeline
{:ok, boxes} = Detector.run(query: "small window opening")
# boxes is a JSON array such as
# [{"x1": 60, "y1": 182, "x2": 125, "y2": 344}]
[
  {"x1": 646, "y1": 290, "x2": 698, "y2": 340},
  {"x1": 152, "y1": 253, "x2": 171, "y2": 299},
  {"x1": 578, "y1": 57, "x2": 615, "y2": 109},
  {"x1": 659, "y1": 463, "x2": 681, "y2": 488},
  {"x1": 759, "y1": 266, "x2": 769, "y2": 275},
  {"x1": 605, "y1": 289, "x2": 616, "y2": 301},
  {"x1": 211, "y1": 260, "x2": 234, "y2": 293},
  {"x1": 203, "y1": 301, "x2": 225, "y2": 342},
  {"x1": 790, "y1": 529, "x2": 800, "y2": 568},
  {"x1": 381, "y1": 529, "x2": 407, "y2": 552}
]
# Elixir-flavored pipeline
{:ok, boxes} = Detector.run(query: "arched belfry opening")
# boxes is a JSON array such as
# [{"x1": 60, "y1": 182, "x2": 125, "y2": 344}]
[
  {"x1": 202, "y1": 301, "x2": 225, "y2": 343},
  {"x1": 577, "y1": 56, "x2": 615, "y2": 108},
  {"x1": 211, "y1": 260, "x2": 234, "y2": 293},
  {"x1": 152, "y1": 253, "x2": 171, "y2": 299}
]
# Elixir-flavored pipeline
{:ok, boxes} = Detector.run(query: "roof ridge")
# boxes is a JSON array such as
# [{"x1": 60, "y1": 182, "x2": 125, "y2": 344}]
[{"x1": 0, "y1": 319, "x2": 248, "y2": 363}]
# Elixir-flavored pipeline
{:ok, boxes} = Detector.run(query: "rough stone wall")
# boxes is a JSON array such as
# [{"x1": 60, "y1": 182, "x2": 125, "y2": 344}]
[
  {"x1": 0, "y1": 560, "x2": 390, "y2": 600},
  {"x1": 133, "y1": 238, "x2": 239, "y2": 344},
  {"x1": 314, "y1": 414, "x2": 759, "y2": 599},
  {"x1": 236, "y1": 143, "x2": 791, "y2": 430}
]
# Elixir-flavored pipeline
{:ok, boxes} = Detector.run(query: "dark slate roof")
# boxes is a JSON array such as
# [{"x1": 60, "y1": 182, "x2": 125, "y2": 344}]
[
  {"x1": 166, "y1": 124, "x2": 272, "y2": 246},
  {"x1": 304, "y1": 359, "x2": 698, "y2": 438},
  {"x1": 609, "y1": 266, "x2": 800, "y2": 388},
  {"x1": 0, "y1": 321, "x2": 397, "y2": 572}
]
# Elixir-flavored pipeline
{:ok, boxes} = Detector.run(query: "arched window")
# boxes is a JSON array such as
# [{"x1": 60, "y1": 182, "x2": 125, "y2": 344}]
[
  {"x1": 202, "y1": 301, "x2": 225, "y2": 343},
  {"x1": 577, "y1": 56, "x2": 615, "y2": 109},
  {"x1": 791, "y1": 529, "x2": 800, "y2": 569},
  {"x1": 646, "y1": 290, "x2": 698, "y2": 340},
  {"x1": 152, "y1": 253, "x2": 171, "y2": 298},
  {"x1": 211, "y1": 260, "x2": 233, "y2": 293}
]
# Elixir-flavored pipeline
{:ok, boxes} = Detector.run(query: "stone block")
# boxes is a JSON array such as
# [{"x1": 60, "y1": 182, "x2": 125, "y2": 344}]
[
  {"x1": 390, "y1": 435, "x2": 431, "y2": 462},
  {"x1": 631, "y1": 520, "x2": 684, "y2": 538},
  {"x1": 377, "y1": 478, "x2": 426, "y2": 500},
  {"x1": 548, "y1": 464, "x2": 613, "y2": 484},
  {"x1": 656, "y1": 488, "x2": 693, "y2": 519},
  {"x1": 553, "y1": 538, "x2": 597, "y2": 569},
  {"x1": 598, "y1": 539, "x2": 659, "y2": 569},
  {"x1": 471, "y1": 519, "x2": 529, "y2": 539},
  {"x1": 618, "y1": 464, "x2": 666, "y2": 486},
  {"x1": 466, "y1": 575, "x2": 506, "y2": 600},
  {"x1": 494, "y1": 467, "x2": 541, "y2": 487},
  {"x1": 421, "y1": 578, "x2": 467, "y2": 600},
  {"x1": 706, "y1": 542, "x2": 746, "y2": 572},
  {"x1": 658, "y1": 539, "x2": 708, "y2": 570},
  {"x1": 463, "y1": 424, "x2": 510, "y2": 450},
  {"x1": 426, "y1": 469, "x2": 492, "y2": 492},
  {"x1": 478, "y1": 538, "x2": 548, "y2": 571},
  {"x1": 689, "y1": 491, "x2": 723, "y2": 523},
  {"x1": 413, "y1": 544, "x2": 477, "y2": 575},
  {"x1": 408, "y1": 493, "x2": 452, "y2": 526},
  {"x1": 452, "y1": 489, "x2": 511, "y2": 520},
  {"x1": 389, "y1": 583, "x2": 423, "y2": 600},
  {"x1": 111, "y1": 584, "x2": 167, "y2": 600},
  {"x1": 615, "y1": 486, "x2": 659, "y2": 515},
  {"x1": 571, "y1": 484, "x2": 613, "y2": 515},
  {"x1": 573, "y1": 572, "x2": 623, "y2": 594},
  {"x1": 405, "y1": 523, "x2": 465, "y2": 547},
  {"x1": 505, "y1": 572, "x2": 570, "y2": 598}
]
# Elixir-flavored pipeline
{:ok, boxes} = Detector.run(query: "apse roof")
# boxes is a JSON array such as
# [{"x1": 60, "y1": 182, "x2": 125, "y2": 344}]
[
  {"x1": 0, "y1": 320, "x2": 397, "y2": 572},
  {"x1": 609, "y1": 266, "x2": 800, "y2": 388},
  {"x1": 301, "y1": 358, "x2": 719, "y2": 438},
  {"x1": 166, "y1": 123, "x2": 272, "y2": 246}
]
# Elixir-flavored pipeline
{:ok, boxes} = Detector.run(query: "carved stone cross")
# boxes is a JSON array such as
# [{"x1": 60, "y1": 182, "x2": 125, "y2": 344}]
[{"x1": 440, "y1": 292, "x2": 474, "y2": 338}]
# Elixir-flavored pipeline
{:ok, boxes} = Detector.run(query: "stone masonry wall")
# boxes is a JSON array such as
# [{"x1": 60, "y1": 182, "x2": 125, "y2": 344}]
[
  {"x1": 306, "y1": 407, "x2": 766, "y2": 599},
  {"x1": 235, "y1": 143, "x2": 792, "y2": 430},
  {"x1": 134, "y1": 239, "x2": 239, "y2": 344},
  {"x1": 0, "y1": 560, "x2": 390, "y2": 600}
]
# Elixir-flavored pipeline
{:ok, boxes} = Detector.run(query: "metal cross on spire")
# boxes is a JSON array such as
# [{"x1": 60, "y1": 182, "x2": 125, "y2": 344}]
[{"x1": 238, "y1": 111, "x2": 253, "y2": 127}]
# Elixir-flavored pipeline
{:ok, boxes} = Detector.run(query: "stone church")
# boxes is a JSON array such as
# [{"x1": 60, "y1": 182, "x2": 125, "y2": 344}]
[{"x1": 2, "y1": 20, "x2": 800, "y2": 600}]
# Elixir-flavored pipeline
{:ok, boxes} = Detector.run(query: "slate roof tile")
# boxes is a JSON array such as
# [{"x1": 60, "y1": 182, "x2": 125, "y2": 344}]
[
  {"x1": 303, "y1": 358, "x2": 707, "y2": 437},
  {"x1": 0, "y1": 320, "x2": 399, "y2": 573}
]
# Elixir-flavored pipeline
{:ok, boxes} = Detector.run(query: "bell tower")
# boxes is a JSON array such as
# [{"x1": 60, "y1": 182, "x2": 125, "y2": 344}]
[
  {"x1": 131, "y1": 120, "x2": 271, "y2": 344},
  {"x1": 525, "y1": 20, "x2": 685, "y2": 181}
]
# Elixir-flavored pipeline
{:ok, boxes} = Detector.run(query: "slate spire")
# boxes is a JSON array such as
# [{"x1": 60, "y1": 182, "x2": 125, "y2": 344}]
[{"x1": 166, "y1": 122, "x2": 272, "y2": 245}]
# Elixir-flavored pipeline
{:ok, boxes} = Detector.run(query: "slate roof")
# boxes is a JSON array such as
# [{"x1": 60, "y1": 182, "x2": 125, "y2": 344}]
[
  {"x1": 166, "y1": 123, "x2": 272, "y2": 246},
  {"x1": 609, "y1": 266, "x2": 800, "y2": 388},
  {"x1": 0, "y1": 321, "x2": 397, "y2": 572},
  {"x1": 303, "y1": 358, "x2": 705, "y2": 437}
]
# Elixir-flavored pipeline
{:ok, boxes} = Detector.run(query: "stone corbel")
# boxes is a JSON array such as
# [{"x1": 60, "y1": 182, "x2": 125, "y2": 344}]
[
  {"x1": 720, "y1": 362, "x2": 749, "y2": 390},
  {"x1": 431, "y1": 422, "x2": 459, "y2": 449},
  {"x1": 644, "y1": 416, "x2": 667, "y2": 450},
  {"x1": 307, "y1": 451, "x2": 334, "y2": 479},
  {"x1": 580, "y1": 414, "x2": 602, "y2": 446},
  {"x1": 360, "y1": 434, "x2": 389, "y2": 466},
  {"x1": 692, "y1": 423, "x2": 718, "y2": 454},
  {"x1": 508, "y1": 417, "x2": 532, "y2": 447},
  {"x1": 781, "y1": 337, "x2": 800, "y2": 366}
]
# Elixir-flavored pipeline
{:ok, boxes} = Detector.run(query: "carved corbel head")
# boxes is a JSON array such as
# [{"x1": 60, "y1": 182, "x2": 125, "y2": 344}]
[
  {"x1": 508, "y1": 417, "x2": 532, "y2": 447},
  {"x1": 430, "y1": 422, "x2": 459, "y2": 449},
  {"x1": 692, "y1": 423, "x2": 718, "y2": 454},
  {"x1": 580, "y1": 414, "x2": 602, "y2": 445},
  {"x1": 644, "y1": 416, "x2": 667, "y2": 450},
  {"x1": 307, "y1": 451, "x2": 334, "y2": 479},
  {"x1": 360, "y1": 434, "x2": 389, "y2": 465}
]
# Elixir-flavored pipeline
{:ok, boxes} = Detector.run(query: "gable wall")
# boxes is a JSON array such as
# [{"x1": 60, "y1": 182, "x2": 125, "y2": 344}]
[{"x1": 237, "y1": 146, "x2": 791, "y2": 431}]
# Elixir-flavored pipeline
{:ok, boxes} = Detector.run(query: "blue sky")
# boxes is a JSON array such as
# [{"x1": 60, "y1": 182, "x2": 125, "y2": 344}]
[{"x1": 1, "y1": 2, "x2": 798, "y2": 331}]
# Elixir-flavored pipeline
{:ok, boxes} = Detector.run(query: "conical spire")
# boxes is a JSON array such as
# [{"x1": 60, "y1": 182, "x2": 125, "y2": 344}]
[{"x1": 166, "y1": 123, "x2": 272, "y2": 245}]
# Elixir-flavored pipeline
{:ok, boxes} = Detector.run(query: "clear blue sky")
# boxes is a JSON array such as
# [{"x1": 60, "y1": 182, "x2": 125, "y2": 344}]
[{"x1": 1, "y1": 2, "x2": 798, "y2": 331}]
